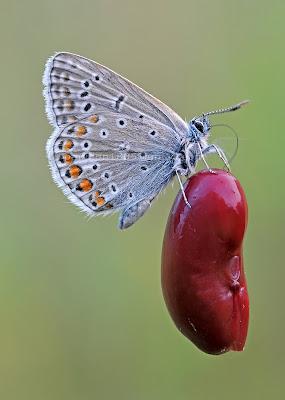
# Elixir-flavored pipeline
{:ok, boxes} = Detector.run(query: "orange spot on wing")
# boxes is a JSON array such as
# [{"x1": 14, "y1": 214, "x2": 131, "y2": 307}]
[
  {"x1": 64, "y1": 153, "x2": 73, "y2": 164},
  {"x1": 105, "y1": 203, "x2": 113, "y2": 209},
  {"x1": 96, "y1": 196, "x2": 106, "y2": 207},
  {"x1": 89, "y1": 115, "x2": 99, "y2": 123},
  {"x1": 76, "y1": 126, "x2": 87, "y2": 136},
  {"x1": 70, "y1": 165, "x2": 82, "y2": 178},
  {"x1": 64, "y1": 139, "x2": 74, "y2": 151},
  {"x1": 78, "y1": 179, "x2": 93, "y2": 192}
]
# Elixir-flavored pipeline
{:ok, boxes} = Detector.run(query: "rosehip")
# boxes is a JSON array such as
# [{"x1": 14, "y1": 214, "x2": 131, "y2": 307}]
[{"x1": 161, "y1": 169, "x2": 249, "y2": 355}]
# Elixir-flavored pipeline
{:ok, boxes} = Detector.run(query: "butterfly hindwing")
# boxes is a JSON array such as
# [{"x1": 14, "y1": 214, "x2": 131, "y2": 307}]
[
  {"x1": 47, "y1": 113, "x2": 176, "y2": 216},
  {"x1": 43, "y1": 53, "x2": 188, "y2": 226}
]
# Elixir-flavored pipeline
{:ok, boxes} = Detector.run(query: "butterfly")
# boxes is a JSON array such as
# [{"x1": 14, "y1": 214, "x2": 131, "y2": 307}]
[{"x1": 43, "y1": 52, "x2": 248, "y2": 229}]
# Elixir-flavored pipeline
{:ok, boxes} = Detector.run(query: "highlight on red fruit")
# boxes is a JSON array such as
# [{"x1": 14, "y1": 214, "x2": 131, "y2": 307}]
[{"x1": 161, "y1": 169, "x2": 249, "y2": 355}]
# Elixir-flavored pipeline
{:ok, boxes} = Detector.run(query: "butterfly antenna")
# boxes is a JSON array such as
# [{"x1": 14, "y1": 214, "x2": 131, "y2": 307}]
[
  {"x1": 210, "y1": 123, "x2": 239, "y2": 164},
  {"x1": 175, "y1": 171, "x2": 191, "y2": 208},
  {"x1": 202, "y1": 100, "x2": 250, "y2": 117}
]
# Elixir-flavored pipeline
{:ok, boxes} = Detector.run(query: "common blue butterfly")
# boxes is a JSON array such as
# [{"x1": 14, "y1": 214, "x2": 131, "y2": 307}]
[{"x1": 43, "y1": 52, "x2": 248, "y2": 228}]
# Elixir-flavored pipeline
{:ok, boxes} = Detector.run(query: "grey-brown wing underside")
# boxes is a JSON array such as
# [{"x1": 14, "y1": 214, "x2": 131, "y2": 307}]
[{"x1": 43, "y1": 52, "x2": 188, "y2": 227}]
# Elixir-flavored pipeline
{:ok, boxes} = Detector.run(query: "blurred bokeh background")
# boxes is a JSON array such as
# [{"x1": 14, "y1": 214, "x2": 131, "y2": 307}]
[{"x1": 1, "y1": 0, "x2": 284, "y2": 399}]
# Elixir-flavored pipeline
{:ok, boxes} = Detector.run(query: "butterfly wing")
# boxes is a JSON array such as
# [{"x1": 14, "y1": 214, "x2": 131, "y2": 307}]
[{"x1": 43, "y1": 52, "x2": 188, "y2": 227}]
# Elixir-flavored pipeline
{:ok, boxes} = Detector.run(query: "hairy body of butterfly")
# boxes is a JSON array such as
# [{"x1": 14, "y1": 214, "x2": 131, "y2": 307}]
[{"x1": 43, "y1": 52, "x2": 246, "y2": 229}]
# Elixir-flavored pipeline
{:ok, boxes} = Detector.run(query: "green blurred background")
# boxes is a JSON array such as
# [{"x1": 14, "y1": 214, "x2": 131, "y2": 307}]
[{"x1": 1, "y1": 0, "x2": 284, "y2": 399}]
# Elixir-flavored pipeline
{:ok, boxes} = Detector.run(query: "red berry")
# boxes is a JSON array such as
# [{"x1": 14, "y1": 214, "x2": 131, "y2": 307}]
[{"x1": 161, "y1": 169, "x2": 249, "y2": 355}]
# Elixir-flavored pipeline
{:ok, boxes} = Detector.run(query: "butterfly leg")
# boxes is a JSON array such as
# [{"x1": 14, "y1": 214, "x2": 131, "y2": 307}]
[
  {"x1": 196, "y1": 141, "x2": 212, "y2": 172},
  {"x1": 175, "y1": 171, "x2": 191, "y2": 208},
  {"x1": 119, "y1": 199, "x2": 153, "y2": 229},
  {"x1": 203, "y1": 144, "x2": 231, "y2": 171}
]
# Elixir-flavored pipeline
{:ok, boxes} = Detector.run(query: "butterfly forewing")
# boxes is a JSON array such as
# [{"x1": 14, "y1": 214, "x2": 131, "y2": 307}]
[
  {"x1": 44, "y1": 52, "x2": 187, "y2": 134},
  {"x1": 43, "y1": 52, "x2": 188, "y2": 224}
]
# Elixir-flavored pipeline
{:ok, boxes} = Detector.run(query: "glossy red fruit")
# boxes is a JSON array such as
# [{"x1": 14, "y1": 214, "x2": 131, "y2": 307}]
[{"x1": 162, "y1": 169, "x2": 249, "y2": 355}]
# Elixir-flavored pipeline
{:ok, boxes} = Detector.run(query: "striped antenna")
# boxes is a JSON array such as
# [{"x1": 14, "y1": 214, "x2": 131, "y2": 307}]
[{"x1": 202, "y1": 100, "x2": 250, "y2": 117}]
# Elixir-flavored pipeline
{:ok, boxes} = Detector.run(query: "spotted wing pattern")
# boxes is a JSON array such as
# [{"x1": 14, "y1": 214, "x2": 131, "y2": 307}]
[{"x1": 43, "y1": 53, "x2": 188, "y2": 225}]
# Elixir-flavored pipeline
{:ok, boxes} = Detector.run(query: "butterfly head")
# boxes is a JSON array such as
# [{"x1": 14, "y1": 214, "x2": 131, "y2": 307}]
[
  {"x1": 183, "y1": 100, "x2": 249, "y2": 173},
  {"x1": 189, "y1": 115, "x2": 211, "y2": 141},
  {"x1": 188, "y1": 100, "x2": 249, "y2": 144}
]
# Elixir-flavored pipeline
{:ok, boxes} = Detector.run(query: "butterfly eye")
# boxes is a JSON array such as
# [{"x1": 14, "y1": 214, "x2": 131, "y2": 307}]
[{"x1": 194, "y1": 121, "x2": 204, "y2": 133}]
